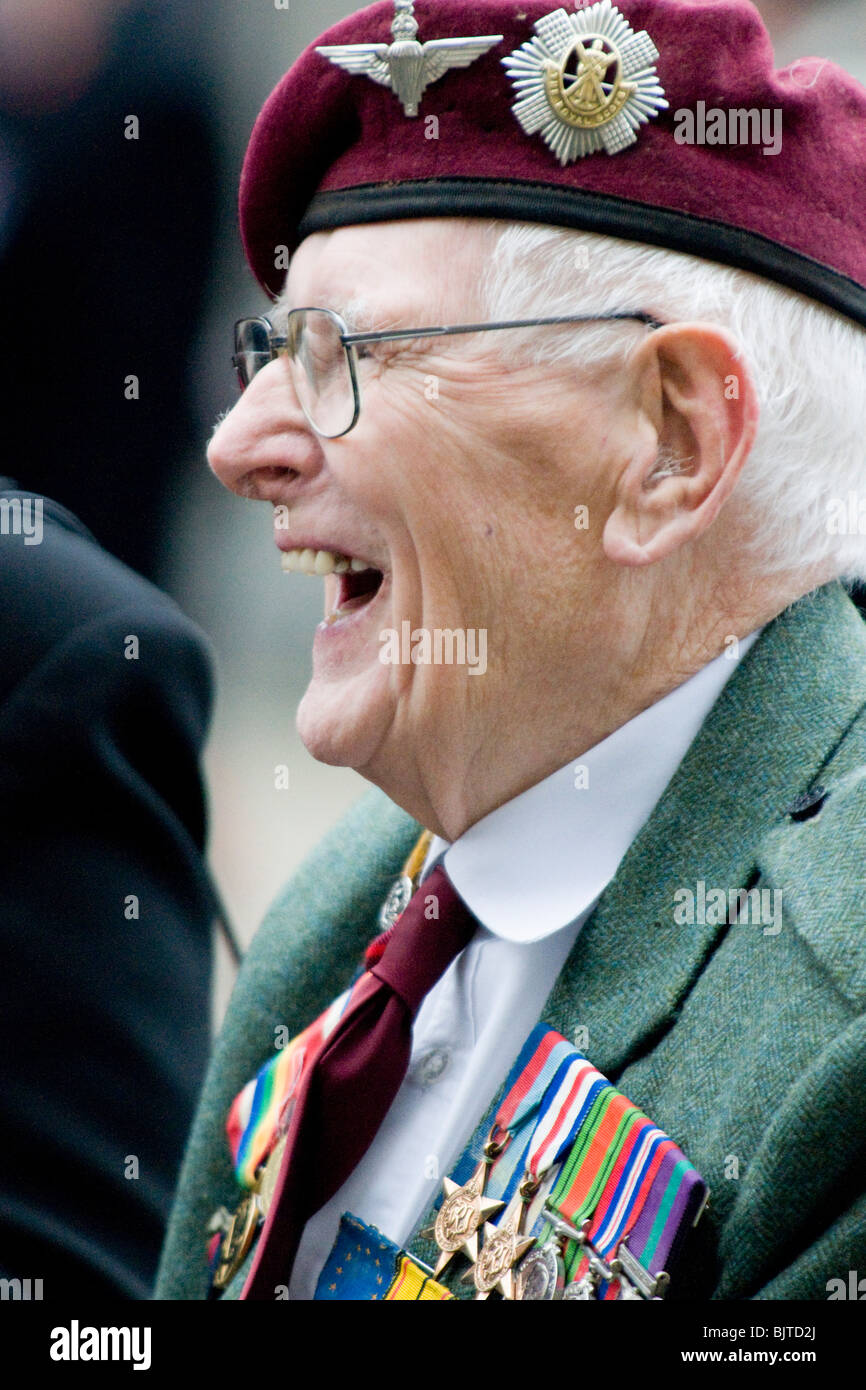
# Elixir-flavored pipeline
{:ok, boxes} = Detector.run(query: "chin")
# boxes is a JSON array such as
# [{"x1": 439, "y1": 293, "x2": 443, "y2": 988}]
[{"x1": 295, "y1": 673, "x2": 392, "y2": 771}]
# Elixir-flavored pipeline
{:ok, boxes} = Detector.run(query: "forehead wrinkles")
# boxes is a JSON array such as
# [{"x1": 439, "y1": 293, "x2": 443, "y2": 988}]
[
  {"x1": 276, "y1": 223, "x2": 488, "y2": 328},
  {"x1": 270, "y1": 290, "x2": 440, "y2": 338}
]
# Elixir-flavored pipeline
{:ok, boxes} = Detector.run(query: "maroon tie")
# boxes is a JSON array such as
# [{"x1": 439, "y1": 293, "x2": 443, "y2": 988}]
[{"x1": 240, "y1": 864, "x2": 477, "y2": 1299}]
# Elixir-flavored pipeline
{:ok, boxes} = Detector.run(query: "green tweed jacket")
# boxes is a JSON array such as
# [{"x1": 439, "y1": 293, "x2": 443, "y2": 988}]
[{"x1": 156, "y1": 582, "x2": 866, "y2": 1301}]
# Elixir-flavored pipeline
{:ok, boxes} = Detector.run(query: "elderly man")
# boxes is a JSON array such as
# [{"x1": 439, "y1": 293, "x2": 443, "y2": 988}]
[{"x1": 157, "y1": 0, "x2": 866, "y2": 1302}]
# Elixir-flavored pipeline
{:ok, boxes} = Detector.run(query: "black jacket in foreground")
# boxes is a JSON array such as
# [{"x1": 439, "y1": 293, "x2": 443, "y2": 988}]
[{"x1": 0, "y1": 485, "x2": 217, "y2": 1298}]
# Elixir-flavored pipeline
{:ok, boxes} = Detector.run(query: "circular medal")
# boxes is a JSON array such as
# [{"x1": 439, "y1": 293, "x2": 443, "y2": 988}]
[{"x1": 515, "y1": 1244, "x2": 565, "y2": 1301}]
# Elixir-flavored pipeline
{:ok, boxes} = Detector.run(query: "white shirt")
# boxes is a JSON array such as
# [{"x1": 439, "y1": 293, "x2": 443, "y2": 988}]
[{"x1": 290, "y1": 632, "x2": 759, "y2": 1297}]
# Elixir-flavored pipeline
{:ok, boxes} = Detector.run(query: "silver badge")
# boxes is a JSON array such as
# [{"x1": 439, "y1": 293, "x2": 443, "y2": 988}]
[
  {"x1": 317, "y1": 0, "x2": 502, "y2": 118},
  {"x1": 503, "y1": 1, "x2": 667, "y2": 164}
]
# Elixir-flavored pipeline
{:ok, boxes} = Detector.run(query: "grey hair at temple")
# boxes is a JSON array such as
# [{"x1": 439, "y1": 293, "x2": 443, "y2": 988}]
[{"x1": 483, "y1": 222, "x2": 866, "y2": 581}]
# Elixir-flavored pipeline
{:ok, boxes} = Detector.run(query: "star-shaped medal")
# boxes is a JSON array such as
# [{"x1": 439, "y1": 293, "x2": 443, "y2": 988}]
[
  {"x1": 317, "y1": 0, "x2": 502, "y2": 118},
  {"x1": 464, "y1": 1204, "x2": 536, "y2": 1301},
  {"x1": 425, "y1": 1161, "x2": 505, "y2": 1278}
]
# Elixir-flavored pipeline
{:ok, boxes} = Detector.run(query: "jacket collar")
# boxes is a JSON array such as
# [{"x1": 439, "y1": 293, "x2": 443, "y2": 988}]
[{"x1": 544, "y1": 582, "x2": 866, "y2": 1079}]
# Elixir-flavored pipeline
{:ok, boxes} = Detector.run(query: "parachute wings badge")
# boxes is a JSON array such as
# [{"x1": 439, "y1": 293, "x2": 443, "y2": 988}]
[{"x1": 317, "y1": 0, "x2": 502, "y2": 118}]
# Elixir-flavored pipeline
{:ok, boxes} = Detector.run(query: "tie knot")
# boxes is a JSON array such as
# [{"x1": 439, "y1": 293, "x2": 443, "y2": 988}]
[{"x1": 369, "y1": 864, "x2": 476, "y2": 1018}]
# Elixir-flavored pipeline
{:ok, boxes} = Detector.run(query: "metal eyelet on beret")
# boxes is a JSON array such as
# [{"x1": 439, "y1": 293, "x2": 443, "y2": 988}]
[{"x1": 785, "y1": 785, "x2": 828, "y2": 822}]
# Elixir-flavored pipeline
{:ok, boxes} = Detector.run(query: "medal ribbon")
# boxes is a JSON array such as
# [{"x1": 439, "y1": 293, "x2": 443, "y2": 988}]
[
  {"x1": 224, "y1": 978, "x2": 706, "y2": 1298},
  {"x1": 476, "y1": 1025, "x2": 578, "y2": 1203},
  {"x1": 545, "y1": 1088, "x2": 706, "y2": 1293},
  {"x1": 525, "y1": 1054, "x2": 611, "y2": 1178},
  {"x1": 226, "y1": 833, "x2": 436, "y2": 1192},
  {"x1": 227, "y1": 984, "x2": 356, "y2": 1191},
  {"x1": 437, "y1": 1026, "x2": 706, "y2": 1298}
]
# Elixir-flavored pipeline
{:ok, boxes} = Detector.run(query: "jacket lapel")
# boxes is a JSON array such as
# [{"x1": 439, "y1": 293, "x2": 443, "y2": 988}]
[{"x1": 544, "y1": 582, "x2": 866, "y2": 1079}]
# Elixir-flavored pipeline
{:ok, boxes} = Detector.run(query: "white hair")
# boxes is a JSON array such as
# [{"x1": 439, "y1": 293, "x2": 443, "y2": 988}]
[{"x1": 480, "y1": 223, "x2": 866, "y2": 581}]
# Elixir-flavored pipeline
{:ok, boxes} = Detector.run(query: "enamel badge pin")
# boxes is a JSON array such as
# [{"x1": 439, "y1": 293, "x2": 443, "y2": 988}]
[
  {"x1": 503, "y1": 1, "x2": 668, "y2": 164},
  {"x1": 317, "y1": 0, "x2": 503, "y2": 118}
]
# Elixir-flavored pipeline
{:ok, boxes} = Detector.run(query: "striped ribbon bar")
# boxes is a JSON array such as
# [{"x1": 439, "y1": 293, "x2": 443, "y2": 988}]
[
  {"x1": 473, "y1": 1050, "x2": 611, "y2": 1228},
  {"x1": 475, "y1": 1024, "x2": 578, "y2": 1205},
  {"x1": 525, "y1": 1053, "x2": 611, "y2": 1178},
  {"x1": 541, "y1": 1071, "x2": 707, "y2": 1298},
  {"x1": 224, "y1": 1003, "x2": 706, "y2": 1300}
]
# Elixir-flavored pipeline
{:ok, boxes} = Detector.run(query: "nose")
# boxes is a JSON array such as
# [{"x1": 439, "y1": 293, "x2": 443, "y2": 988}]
[{"x1": 207, "y1": 359, "x2": 324, "y2": 501}]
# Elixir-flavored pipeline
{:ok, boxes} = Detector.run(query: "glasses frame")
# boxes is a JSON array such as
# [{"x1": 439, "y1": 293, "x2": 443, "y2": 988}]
[{"x1": 233, "y1": 306, "x2": 666, "y2": 439}]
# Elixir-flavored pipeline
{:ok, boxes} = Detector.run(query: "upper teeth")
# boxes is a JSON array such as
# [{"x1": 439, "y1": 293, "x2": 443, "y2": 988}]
[{"x1": 281, "y1": 547, "x2": 373, "y2": 576}]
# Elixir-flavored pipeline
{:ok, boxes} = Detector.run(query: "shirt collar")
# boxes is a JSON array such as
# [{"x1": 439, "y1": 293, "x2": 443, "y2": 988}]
[{"x1": 425, "y1": 631, "x2": 761, "y2": 944}]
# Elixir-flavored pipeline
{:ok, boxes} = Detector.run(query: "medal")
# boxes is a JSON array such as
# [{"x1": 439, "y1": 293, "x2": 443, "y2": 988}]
[
  {"x1": 211, "y1": 1194, "x2": 261, "y2": 1292},
  {"x1": 515, "y1": 1242, "x2": 565, "y2": 1301},
  {"x1": 377, "y1": 874, "x2": 413, "y2": 931},
  {"x1": 462, "y1": 1051, "x2": 611, "y2": 1299},
  {"x1": 468, "y1": 1181, "x2": 538, "y2": 1301},
  {"x1": 563, "y1": 1271, "x2": 599, "y2": 1300},
  {"x1": 255, "y1": 1132, "x2": 288, "y2": 1219},
  {"x1": 370, "y1": 830, "x2": 433, "y2": 943},
  {"x1": 427, "y1": 1130, "x2": 506, "y2": 1277},
  {"x1": 211, "y1": 1121, "x2": 293, "y2": 1291},
  {"x1": 609, "y1": 1236, "x2": 672, "y2": 1301},
  {"x1": 459, "y1": 1042, "x2": 704, "y2": 1302},
  {"x1": 426, "y1": 1025, "x2": 576, "y2": 1279},
  {"x1": 209, "y1": 831, "x2": 440, "y2": 1298},
  {"x1": 542, "y1": 1090, "x2": 707, "y2": 1299}
]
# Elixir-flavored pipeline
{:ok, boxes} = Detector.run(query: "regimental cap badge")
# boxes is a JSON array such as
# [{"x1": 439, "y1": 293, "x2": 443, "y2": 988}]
[
  {"x1": 503, "y1": 1, "x2": 668, "y2": 165},
  {"x1": 317, "y1": 0, "x2": 503, "y2": 118}
]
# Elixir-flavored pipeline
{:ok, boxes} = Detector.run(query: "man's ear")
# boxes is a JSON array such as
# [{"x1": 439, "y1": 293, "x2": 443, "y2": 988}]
[{"x1": 603, "y1": 323, "x2": 759, "y2": 567}]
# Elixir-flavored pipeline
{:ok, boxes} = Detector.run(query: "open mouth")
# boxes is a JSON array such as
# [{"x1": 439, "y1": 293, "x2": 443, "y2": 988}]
[{"x1": 281, "y1": 547, "x2": 385, "y2": 623}]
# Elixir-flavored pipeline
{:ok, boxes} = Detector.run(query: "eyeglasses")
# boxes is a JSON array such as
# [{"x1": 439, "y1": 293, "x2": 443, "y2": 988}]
[{"x1": 232, "y1": 306, "x2": 664, "y2": 439}]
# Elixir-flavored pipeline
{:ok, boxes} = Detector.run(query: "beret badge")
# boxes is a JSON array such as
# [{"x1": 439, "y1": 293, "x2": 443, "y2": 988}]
[
  {"x1": 503, "y1": 1, "x2": 668, "y2": 164},
  {"x1": 316, "y1": 0, "x2": 503, "y2": 118}
]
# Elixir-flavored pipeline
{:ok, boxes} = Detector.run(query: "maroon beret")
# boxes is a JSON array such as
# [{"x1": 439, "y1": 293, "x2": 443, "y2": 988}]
[{"x1": 240, "y1": 0, "x2": 866, "y2": 327}]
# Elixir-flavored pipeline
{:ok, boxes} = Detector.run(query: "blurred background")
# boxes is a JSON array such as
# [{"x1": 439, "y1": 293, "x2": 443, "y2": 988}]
[{"x1": 0, "y1": 0, "x2": 863, "y2": 1019}]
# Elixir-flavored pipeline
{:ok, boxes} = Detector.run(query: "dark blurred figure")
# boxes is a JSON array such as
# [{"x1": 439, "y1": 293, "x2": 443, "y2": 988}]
[
  {"x1": 0, "y1": 1, "x2": 219, "y2": 579},
  {"x1": 0, "y1": 480, "x2": 218, "y2": 1298}
]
